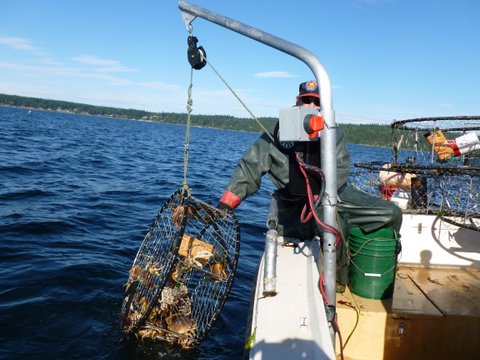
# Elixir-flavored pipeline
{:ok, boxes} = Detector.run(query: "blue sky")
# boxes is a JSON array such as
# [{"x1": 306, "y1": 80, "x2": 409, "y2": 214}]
[{"x1": 1, "y1": 0, "x2": 479, "y2": 124}]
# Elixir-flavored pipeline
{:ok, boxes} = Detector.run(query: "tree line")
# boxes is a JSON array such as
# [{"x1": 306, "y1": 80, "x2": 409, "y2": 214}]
[{"x1": 0, "y1": 93, "x2": 393, "y2": 147}]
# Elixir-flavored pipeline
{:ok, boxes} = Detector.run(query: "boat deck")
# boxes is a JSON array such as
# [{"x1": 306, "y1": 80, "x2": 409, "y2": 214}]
[
  {"x1": 247, "y1": 240, "x2": 335, "y2": 360},
  {"x1": 336, "y1": 265, "x2": 480, "y2": 360}
]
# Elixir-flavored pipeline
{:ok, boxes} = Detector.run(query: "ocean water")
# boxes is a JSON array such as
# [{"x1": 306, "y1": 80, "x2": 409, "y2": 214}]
[{"x1": 0, "y1": 106, "x2": 391, "y2": 359}]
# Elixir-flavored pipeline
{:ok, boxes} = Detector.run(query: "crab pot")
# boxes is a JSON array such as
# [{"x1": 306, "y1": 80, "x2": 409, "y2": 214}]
[
  {"x1": 410, "y1": 176, "x2": 428, "y2": 209},
  {"x1": 348, "y1": 227, "x2": 401, "y2": 299},
  {"x1": 120, "y1": 190, "x2": 241, "y2": 348}
]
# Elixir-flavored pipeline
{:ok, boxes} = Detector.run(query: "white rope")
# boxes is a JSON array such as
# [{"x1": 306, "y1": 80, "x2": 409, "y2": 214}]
[{"x1": 202, "y1": 54, "x2": 275, "y2": 143}]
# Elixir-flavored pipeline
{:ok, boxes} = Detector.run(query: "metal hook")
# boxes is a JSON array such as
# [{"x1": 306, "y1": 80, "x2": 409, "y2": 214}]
[{"x1": 181, "y1": 11, "x2": 196, "y2": 33}]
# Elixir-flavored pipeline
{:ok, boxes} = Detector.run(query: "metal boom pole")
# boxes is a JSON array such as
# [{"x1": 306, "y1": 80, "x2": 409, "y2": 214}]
[{"x1": 178, "y1": 0, "x2": 339, "y2": 340}]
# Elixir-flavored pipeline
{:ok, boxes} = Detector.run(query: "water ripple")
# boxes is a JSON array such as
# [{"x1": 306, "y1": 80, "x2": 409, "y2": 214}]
[{"x1": 0, "y1": 106, "x2": 381, "y2": 359}]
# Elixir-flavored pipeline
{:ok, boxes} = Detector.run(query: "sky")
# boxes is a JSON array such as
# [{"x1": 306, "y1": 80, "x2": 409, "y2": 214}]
[{"x1": 1, "y1": 0, "x2": 479, "y2": 124}]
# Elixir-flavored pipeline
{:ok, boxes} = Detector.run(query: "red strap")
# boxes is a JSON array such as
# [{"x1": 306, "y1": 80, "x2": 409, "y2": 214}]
[
  {"x1": 448, "y1": 140, "x2": 461, "y2": 156},
  {"x1": 219, "y1": 190, "x2": 241, "y2": 209}
]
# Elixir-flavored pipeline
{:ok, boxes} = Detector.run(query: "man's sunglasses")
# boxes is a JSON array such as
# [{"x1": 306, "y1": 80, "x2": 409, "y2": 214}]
[{"x1": 301, "y1": 96, "x2": 320, "y2": 106}]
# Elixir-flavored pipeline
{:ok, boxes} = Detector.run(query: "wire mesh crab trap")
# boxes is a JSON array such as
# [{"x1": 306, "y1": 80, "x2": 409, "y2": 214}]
[
  {"x1": 120, "y1": 189, "x2": 240, "y2": 348},
  {"x1": 119, "y1": 36, "x2": 243, "y2": 348},
  {"x1": 352, "y1": 116, "x2": 480, "y2": 232}
]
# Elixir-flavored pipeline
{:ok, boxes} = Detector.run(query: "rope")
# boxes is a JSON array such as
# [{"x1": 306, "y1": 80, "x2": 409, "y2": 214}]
[
  {"x1": 337, "y1": 300, "x2": 360, "y2": 351},
  {"x1": 182, "y1": 66, "x2": 194, "y2": 198},
  {"x1": 203, "y1": 57, "x2": 276, "y2": 143},
  {"x1": 181, "y1": 32, "x2": 275, "y2": 198}
]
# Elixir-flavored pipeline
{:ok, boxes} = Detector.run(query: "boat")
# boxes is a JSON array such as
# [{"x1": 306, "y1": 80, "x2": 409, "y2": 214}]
[
  {"x1": 246, "y1": 117, "x2": 480, "y2": 360},
  {"x1": 178, "y1": 2, "x2": 479, "y2": 359}
]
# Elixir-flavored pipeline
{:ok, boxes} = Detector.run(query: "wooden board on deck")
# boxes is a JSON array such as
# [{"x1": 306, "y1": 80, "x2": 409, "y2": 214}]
[
  {"x1": 394, "y1": 266, "x2": 480, "y2": 317},
  {"x1": 336, "y1": 266, "x2": 480, "y2": 360},
  {"x1": 392, "y1": 268, "x2": 443, "y2": 316}
]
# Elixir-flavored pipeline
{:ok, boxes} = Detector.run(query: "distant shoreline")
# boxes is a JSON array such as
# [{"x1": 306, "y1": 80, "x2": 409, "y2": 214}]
[
  {"x1": 0, "y1": 94, "x2": 394, "y2": 147},
  {"x1": 0, "y1": 104, "x2": 262, "y2": 136}
]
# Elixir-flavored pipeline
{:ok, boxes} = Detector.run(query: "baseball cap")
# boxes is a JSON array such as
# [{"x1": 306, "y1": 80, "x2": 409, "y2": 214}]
[{"x1": 298, "y1": 80, "x2": 319, "y2": 98}]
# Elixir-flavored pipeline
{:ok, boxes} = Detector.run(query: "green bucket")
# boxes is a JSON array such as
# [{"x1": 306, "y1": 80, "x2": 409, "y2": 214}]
[{"x1": 348, "y1": 227, "x2": 400, "y2": 299}]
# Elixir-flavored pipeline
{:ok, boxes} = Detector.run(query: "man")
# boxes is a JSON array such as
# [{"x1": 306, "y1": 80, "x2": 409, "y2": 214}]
[{"x1": 218, "y1": 80, "x2": 402, "y2": 285}]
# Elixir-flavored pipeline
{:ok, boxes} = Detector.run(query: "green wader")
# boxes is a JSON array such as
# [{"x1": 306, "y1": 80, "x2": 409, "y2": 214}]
[{"x1": 273, "y1": 186, "x2": 403, "y2": 286}]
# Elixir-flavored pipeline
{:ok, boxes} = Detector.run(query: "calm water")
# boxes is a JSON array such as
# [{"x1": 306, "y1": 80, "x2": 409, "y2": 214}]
[{"x1": 0, "y1": 107, "x2": 391, "y2": 359}]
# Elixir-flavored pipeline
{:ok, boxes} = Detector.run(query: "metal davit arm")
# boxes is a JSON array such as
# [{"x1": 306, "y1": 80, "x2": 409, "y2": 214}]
[{"x1": 178, "y1": 0, "x2": 338, "y2": 323}]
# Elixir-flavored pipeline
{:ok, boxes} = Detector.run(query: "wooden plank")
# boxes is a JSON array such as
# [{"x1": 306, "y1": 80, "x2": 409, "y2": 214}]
[
  {"x1": 336, "y1": 287, "x2": 389, "y2": 360},
  {"x1": 391, "y1": 268, "x2": 443, "y2": 316},
  {"x1": 336, "y1": 266, "x2": 480, "y2": 360},
  {"x1": 406, "y1": 267, "x2": 480, "y2": 316},
  {"x1": 384, "y1": 314, "x2": 480, "y2": 360}
]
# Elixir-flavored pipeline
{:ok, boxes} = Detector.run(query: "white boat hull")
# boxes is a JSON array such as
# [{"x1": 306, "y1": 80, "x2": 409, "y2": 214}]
[
  {"x1": 246, "y1": 239, "x2": 335, "y2": 360},
  {"x1": 246, "y1": 213, "x2": 480, "y2": 359}
]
